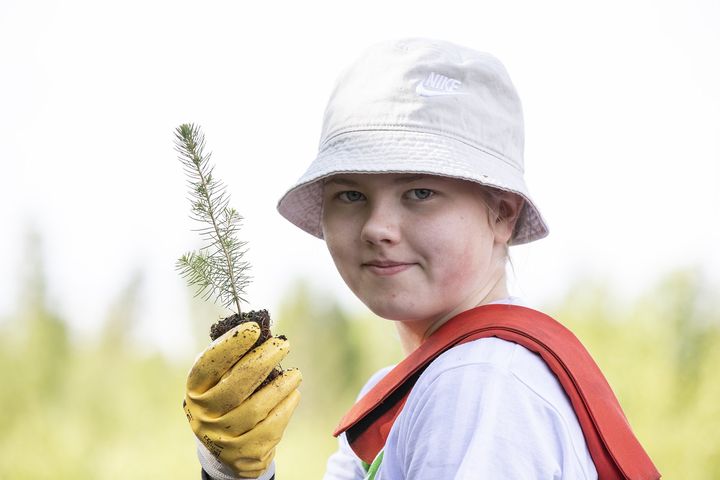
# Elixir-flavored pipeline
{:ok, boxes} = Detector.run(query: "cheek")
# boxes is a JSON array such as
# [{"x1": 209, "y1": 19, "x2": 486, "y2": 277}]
[
  {"x1": 322, "y1": 217, "x2": 358, "y2": 277},
  {"x1": 322, "y1": 209, "x2": 346, "y2": 250},
  {"x1": 324, "y1": 229, "x2": 349, "y2": 262},
  {"x1": 422, "y1": 212, "x2": 494, "y2": 283}
]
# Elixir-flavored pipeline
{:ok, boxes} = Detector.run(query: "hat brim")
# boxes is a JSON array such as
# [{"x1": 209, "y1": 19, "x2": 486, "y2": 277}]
[{"x1": 277, "y1": 129, "x2": 549, "y2": 245}]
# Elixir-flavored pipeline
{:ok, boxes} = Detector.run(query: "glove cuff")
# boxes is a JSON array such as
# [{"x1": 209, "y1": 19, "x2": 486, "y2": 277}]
[{"x1": 195, "y1": 436, "x2": 276, "y2": 480}]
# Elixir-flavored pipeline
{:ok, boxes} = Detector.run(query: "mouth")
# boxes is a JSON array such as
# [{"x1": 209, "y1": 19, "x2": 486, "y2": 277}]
[{"x1": 362, "y1": 260, "x2": 416, "y2": 276}]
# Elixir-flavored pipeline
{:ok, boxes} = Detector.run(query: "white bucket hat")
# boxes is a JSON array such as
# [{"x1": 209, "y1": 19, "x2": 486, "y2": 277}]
[{"x1": 277, "y1": 37, "x2": 549, "y2": 245}]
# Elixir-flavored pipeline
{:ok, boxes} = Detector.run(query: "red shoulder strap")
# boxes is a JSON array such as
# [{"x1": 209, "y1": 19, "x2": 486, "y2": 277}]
[{"x1": 333, "y1": 304, "x2": 660, "y2": 480}]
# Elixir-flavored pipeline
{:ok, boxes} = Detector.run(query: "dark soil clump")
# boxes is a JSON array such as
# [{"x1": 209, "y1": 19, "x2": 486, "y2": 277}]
[
  {"x1": 210, "y1": 309, "x2": 272, "y2": 343},
  {"x1": 210, "y1": 309, "x2": 283, "y2": 390}
]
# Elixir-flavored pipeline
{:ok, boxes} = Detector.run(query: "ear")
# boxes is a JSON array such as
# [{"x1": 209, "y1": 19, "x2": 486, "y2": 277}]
[{"x1": 494, "y1": 192, "x2": 524, "y2": 244}]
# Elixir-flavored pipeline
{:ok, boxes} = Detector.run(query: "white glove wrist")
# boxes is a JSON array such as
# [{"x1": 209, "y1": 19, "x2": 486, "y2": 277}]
[{"x1": 196, "y1": 437, "x2": 276, "y2": 480}]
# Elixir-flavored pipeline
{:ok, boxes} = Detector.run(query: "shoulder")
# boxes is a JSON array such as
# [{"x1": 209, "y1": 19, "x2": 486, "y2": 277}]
[
  {"x1": 422, "y1": 337, "x2": 573, "y2": 408},
  {"x1": 414, "y1": 337, "x2": 588, "y2": 442},
  {"x1": 406, "y1": 337, "x2": 580, "y2": 429},
  {"x1": 380, "y1": 338, "x2": 597, "y2": 479}
]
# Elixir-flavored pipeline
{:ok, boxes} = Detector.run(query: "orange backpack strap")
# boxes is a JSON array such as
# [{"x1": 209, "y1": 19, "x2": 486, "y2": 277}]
[{"x1": 333, "y1": 304, "x2": 660, "y2": 480}]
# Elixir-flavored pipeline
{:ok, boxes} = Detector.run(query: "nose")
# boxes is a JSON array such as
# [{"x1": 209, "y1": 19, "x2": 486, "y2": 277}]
[{"x1": 360, "y1": 200, "x2": 401, "y2": 246}]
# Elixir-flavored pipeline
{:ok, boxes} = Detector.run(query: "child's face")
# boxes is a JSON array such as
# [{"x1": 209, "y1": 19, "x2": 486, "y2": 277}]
[{"x1": 321, "y1": 173, "x2": 513, "y2": 332}]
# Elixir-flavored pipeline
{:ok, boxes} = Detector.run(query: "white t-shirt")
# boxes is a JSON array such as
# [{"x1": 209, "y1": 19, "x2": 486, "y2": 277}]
[{"x1": 323, "y1": 298, "x2": 598, "y2": 479}]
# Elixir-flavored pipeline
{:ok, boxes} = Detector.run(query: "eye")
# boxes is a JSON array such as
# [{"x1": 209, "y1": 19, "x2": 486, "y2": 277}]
[
  {"x1": 338, "y1": 190, "x2": 366, "y2": 203},
  {"x1": 406, "y1": 188, "x2": 434, "y2": 200}
]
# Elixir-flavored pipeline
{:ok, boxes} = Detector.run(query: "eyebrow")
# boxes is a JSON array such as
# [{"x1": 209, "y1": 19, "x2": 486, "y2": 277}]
[{"x1": 324, "y1": 174, "x2": 429, "y2": 187}]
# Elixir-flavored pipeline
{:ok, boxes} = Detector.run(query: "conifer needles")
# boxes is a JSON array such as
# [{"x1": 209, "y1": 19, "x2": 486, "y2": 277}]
[{"x1": 174, "y1": 123, "x2": 250, "y2": 315}]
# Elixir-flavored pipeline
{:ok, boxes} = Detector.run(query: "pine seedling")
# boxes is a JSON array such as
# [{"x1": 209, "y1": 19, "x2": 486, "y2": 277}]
[
  {"x1": 175, "y1": 123, "x2": 283, "y2": 389},
  {"x1": 174, "y1": 123, "x2": 276, "y2": 349},
  {"x1": 174, "y1": 123, "x2": 250, "y2": 317}
]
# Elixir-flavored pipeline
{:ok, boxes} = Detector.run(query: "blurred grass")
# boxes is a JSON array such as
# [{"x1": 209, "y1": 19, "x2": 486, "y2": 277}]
[{"x1": 0, "y1": 232, "x2": 718, "y2": 478}]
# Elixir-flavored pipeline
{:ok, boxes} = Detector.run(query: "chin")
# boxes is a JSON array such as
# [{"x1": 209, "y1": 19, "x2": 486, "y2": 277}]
[
  {"x1": 364, "y1": 299, "x2": 428, "y2": 322},
  {"x1": 351, "y1": 283, "x2": 434, "y2": 321}
]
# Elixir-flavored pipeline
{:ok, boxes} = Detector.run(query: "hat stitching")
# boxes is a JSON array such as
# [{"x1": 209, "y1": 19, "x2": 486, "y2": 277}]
[
  {"x1": 322, "y1": 122, "x2": 513, "y2": 156},
  {"x1": 319, "y1": 128, "x2": 522, "y2": 173}
]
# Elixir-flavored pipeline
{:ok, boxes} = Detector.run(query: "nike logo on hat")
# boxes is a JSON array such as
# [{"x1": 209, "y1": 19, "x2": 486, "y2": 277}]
[{"x1": 416, "y1": 71, "x2": 465, "y2": 97}]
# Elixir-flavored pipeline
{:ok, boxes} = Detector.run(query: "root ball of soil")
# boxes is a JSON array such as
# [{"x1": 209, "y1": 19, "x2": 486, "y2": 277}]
[{"x1": 210, "y1": 309, "x2": 272, "y2": 343}]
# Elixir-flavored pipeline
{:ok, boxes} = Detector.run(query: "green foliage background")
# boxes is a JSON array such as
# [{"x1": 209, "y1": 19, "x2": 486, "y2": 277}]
[{"x1": 1, "y1": 232, "x2": 718, "y2": 478}]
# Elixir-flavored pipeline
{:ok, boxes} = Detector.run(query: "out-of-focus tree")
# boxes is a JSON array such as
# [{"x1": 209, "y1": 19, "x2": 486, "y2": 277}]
[
  {"x1": 277, "y1": 280, "x2": 361, "y2": 411},
  {"x1": 100, "y1": 269, "x2": 144, "y2": 352},
  {"x1": 653, "y1": 268, "x2": 717, "y2": 402},
  {"x1": 16, "y1": 228, "x2": 70, "y2": 397},
  {"x1": 0, "y1": 229, "x2": 198, "y2": 478},
  {"x1": 549, "y1": 267, "x2": 720, "y2": 479}
]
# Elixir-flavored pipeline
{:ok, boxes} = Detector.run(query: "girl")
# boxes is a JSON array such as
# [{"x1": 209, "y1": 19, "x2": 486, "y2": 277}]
[{"x1": 184, "y1": 37, "x2": 660, "y2": 480}]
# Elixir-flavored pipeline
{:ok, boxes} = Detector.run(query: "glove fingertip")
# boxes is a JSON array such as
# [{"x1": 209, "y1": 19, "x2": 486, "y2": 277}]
[
  {"x1": 280, "y1": 368, "x2": 303, "y2": 388},
  {"x1": 222, "y1": 321, "x2": 261, "y2": 343}
]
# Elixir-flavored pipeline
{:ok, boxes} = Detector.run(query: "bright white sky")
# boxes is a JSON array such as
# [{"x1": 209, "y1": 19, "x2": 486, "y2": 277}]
[{"x1": 1, "y1": 0, "x2": 718, "y2": 357}]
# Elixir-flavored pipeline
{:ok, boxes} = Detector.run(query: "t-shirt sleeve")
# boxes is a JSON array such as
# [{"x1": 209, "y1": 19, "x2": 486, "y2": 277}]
[
  {"x1": 322, "y1": 432, "x2": 368, "y2": 480},
  {"x1": 376, "y1": 347, "x2": 596, "y2": 479},
  {"x1": 323, "y1": 365, "x2": 396, "y2": 480}
]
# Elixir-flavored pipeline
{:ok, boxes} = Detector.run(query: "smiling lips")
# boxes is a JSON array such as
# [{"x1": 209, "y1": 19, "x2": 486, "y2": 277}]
[{"x1": 362, "y1": 260, "x2": 415, "y2": 276}]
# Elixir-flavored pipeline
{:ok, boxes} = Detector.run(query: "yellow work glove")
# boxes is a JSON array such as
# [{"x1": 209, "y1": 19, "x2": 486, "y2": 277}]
[{"x1": 184, "y1": 322, "x2": 302, "y2": 478}]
